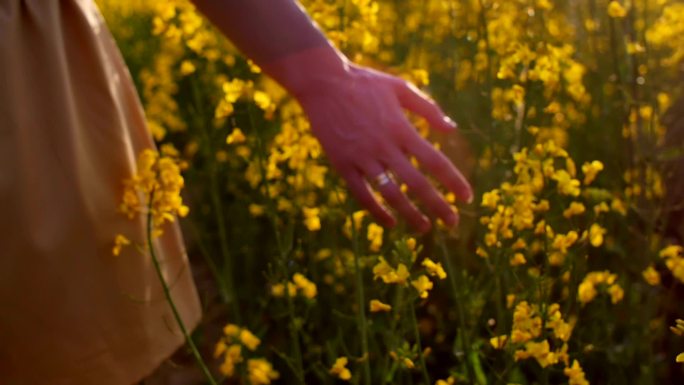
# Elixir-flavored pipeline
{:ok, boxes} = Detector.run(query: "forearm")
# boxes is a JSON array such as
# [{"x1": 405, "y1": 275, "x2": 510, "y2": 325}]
[{"x1": 191, "y1": 0, "x2": 349, "y2": 96}]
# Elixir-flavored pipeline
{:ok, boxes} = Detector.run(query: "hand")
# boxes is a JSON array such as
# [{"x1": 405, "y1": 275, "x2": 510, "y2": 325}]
[{"x1": 297, "y1": 64, "x2": 473, "y2": 233}]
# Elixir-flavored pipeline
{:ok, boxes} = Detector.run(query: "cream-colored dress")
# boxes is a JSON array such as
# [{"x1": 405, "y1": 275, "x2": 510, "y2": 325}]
[{"x1": 0, "y1": 1, "x2": 201, "y2": 384}]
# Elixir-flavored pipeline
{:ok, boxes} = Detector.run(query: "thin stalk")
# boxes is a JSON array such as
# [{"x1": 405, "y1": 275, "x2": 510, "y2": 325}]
[
  {"x1": 189, "y1": 220, "x2": 231, "y2": 304},
  {"x1": 190, "y1": 79, "x2": 240, "y2": 321},
  {"x1": 146, "y1": 194, "x2": 217, "y2": 385},
  {"x1": 436, "y1": 232, "x2": 473, "y2": 383},
  {"x1": 408, "y1": 302, "x2": 431, "y2": 385},
  {"x1": 248, "y1": 104, "x2": 305, "y2": 384},
  {"x1": 351, "y1": 224, "x2": 372, "y2": 385}
]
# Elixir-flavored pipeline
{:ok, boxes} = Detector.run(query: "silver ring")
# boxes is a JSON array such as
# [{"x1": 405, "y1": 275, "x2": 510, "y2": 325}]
[{"x1": 372, "y1": 172, "x2": 393, "y2": 187}]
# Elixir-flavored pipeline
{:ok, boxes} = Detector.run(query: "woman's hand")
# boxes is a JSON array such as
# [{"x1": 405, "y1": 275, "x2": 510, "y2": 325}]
[
  {"x1": 297, "y1": 64, "x2": 473, "y2": 233},
  {"x1": 191, "y1": 0, "x2": 472, "y2": 232}
]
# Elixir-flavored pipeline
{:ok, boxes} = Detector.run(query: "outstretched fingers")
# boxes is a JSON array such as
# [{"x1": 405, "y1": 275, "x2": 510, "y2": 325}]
[
  {"x1": 405, "y1": 133, "x2": 473, "y2": 203},
  {"x1": 341, "y1": 168, "x2": 396, "y2": 228},
  {"x1": 393, "y1": 79, "x2": 457, "y2": 132},
  {"x1": 361, "y1": 162, "x2": 431, "y2": 233},
  {"x1": 385, "y1": 150, "x2": 459, "y2": 228}
]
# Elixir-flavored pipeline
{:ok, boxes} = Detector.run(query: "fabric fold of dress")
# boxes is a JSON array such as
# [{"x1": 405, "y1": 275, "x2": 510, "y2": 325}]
[{"x1": 0, "y1": 1, "x2": 201, "y2": 384}]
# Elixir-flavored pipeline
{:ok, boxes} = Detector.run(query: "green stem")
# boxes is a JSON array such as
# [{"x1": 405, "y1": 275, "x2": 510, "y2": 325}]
[
  {"x1": 190, "y1": 78, "x2": 240, "y2": 321},
  {"x1": 208, "y1": 164, "x2": 241, "y2": 322},
  {"x1": 409, "y1": 302, "x2": 431, "y2": 385},
  {"x1": 437, "y1": 232, "x2": 473, "y2": 383},
  {"x1": 247, "y1": 104, "x2": 305, "y2": 383},
  {"x1": 352, "y1": 228, "x2": 373, "y2": 385},
  {"x1": 145, "y1": 196, "x2": 217, "y2": 385},
  {"x1": 189, "y1": 220, "x2": 231, "y2": 304}
]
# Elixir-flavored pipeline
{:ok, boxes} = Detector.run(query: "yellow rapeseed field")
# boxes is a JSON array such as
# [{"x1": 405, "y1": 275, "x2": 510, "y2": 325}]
[{"x1": 97, "y1": 0, "x2": 684, "y2": 383}]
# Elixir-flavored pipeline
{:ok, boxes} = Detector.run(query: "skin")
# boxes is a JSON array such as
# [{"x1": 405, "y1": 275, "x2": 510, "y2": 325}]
[{"x1": 191, "y1": 0, "x2": 473, "y2": 233}]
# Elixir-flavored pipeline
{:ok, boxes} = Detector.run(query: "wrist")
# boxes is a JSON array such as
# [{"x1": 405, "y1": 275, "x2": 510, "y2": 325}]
[{"x1": 260, "y1": 44, "x2": 352, "y2": 101}]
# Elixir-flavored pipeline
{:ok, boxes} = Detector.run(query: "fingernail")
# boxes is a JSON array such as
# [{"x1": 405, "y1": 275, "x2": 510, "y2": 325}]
[{"x1": 443, "y1": 116, "x2": 458, "y2": 129}]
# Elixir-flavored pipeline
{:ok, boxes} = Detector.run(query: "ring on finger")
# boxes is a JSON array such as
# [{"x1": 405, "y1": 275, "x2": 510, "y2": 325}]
[{"x1": 371, "y1": 171, "x2": 395, "y2": 188}]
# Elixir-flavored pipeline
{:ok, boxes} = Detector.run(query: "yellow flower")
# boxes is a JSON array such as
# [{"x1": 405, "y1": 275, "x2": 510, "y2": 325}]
[
  {"x1": 642, "y1": 265, "x2": 661, "y2": 286},
  {"x1": 582, "y1": 160, "x2": 604, "y2": 185},
  {"x1": 677, "y1": 353, "x2": 684, "y2": 363},
  {"x1": 343, "y1": 210, "x2": 367, "y2": 238},
  {"x1": 369, "y1": 299, "x2": 392, "y2": 312},
  {"x1": 179, "y1": 60, "x2": 195, "y2": 75},
  {"x1": 406, "y1": 237, "x2": 417, "y2": 251},
  {"x1": 481, "y1": 189, "x2": 500, "y2": 209},
  {"x1": 411, "y1": 275, "x2": 434, "y2": 299},
  {"x1": 593, "y1": 202, "x2": 610, "y2": 216},
  {"x1": 329, "y1": 357, "x2": 351, "y2": 380},
  {"x1": 217, "y1": 344, "x2": 243, "y2": 377},
  {"x1": 435, "y1": 377, "x2": 456, "y2": 385},
  {"x1": 367, "y1": 222, "x2": 384, "y2": 252},
  {"x1": 226, "y1": 128, "x2": 246, "y2": 144},
  {"x1": 302, "y1": 207, "x2": 321, "y2": 232},
  {"x1": 119, "y1": 149, "x2": 189, "y2": 236},
  {"x1": 249, "y1": 204, "x2": 265, "y2": 217},
  {"x1": 659, "y1": 245, "x2": 682, "y2": 259},
  {"x1": 215, "y1": 99, "x2": 234, "y2": 119},
  {"x1": 253, "y1": 90, "x2": 272, "y2": 111},
  {"x1": 564, "y1": 360, "x2": 589, "y2": 385},
  {"x1": 292, "y1": 273, "x2": 317, "y2": 299},
  {"x1": 422, "y1": 258, "x2": 447, "y2": 279},
  {"x1": 223, "y1": 324, "x2": 241, "y2": 338},
  {"x1": 490, "y1": 335, "x2": 508, "y2": 349},
  {"x1": 511, "y1": 301, "x2": 542, "y2": 343},
  {"x1": 372, "y1": 257, "x2": 394, "y2": 281},
  {"x1": 578, "y1": 280, "x2": 598, "y2": 305},
  {"x1": 611, "y1": 198, "x2": 627, "y2": 215},
  {"x1": 563, "y1": 202, "x2": 586, "y2": 218},
  {"x1": 552, "y1": 170, "x2": 581, "y2": 196},
  {"x1": 506, "y1": 294, "x2": 516, "y2": 309},
  {"x1": 510, "y1": 253, "x2": 527, "y2": 266},
  {"x1": 247, "y1": 358, "x2": 279, "y2": 385},
  {"x1": 239, "y1": 329, "x2": 261, "y2": 351},
  {"x1": 514, "y1": 340, "x2": 558, "y2": 368},
  {"x1": 222, "y1": 78, "x2": 245, "y2": 103},
  {"x1": 589, "y1": 224, "x2": 606, "y2": 247},
  {"x1": 112, "y1": 234, "x2": 131, "y2": 256},
  {"x1": 372, "y1": 257, "x2": 409, "y2": 285},
  {"x1": 608, "y1": 284, "x2": 624, "y2": 304},
  {"x1": 552, "y1": 231, "x2": 579, "y2": 254},
  {"x1": 608, "y1": 1, "x2": 627, "y2": 18},
  {"x1": 403, "y1": 357, "x2": 415, "y2": 369}
]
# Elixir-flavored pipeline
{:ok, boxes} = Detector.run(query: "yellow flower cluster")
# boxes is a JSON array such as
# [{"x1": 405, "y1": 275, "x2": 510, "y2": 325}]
[
  {"x1": 646, "y1": 3, "x2": 684, "y2": 67},
  {"x1": 642, "y1": 265, "x2": 661, "y2": 286},
  {"x1": 372, "y1": 256, "x2": 410, "y2": 285},
  {"x1": 660, "y1": 245, "x2": 684, "y2": 283},
  {"x1": 564, "y1": 359, "x2": 590, "y2": 385},
  {"x1": 119, "y1": 148, "x2": 189, "y2": 237},
  {"x1": 271, "y1": 273, "x2": 318, "y2": 299},
  {"x1": 480, "y1": 141, "x2": 606, "y2": 267},
  {"x1": 213, "y1": 325, "x2": 279, "y2": 384},
  {"x1": 247, "y1": 358, "x2": 280, "y2": 385},
  {"x1": 578, "y1": 271, "x2": 624, "y2": 305},
  {"x1": 329, "y1": 356, "x2": 352, "y2": 381},
  {"x1": 492, "y1": 301, "x2": 576, "y2": 371},
  {"x1": 112, "y1": 234, "x2": 131, "y2": 256},
  {"x1": 671, "y1": 319, "x2": 684, "y2": 363}
]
